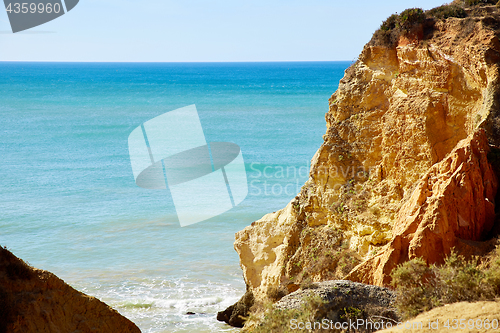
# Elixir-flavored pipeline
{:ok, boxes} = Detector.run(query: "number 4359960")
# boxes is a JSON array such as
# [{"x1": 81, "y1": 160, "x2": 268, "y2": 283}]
[
  {"x1": 6, "y1": 2, "x2": 62, "y2": 14},
  {"x1": 443, "y1": 319, "x2": 499, "y2": 330}
]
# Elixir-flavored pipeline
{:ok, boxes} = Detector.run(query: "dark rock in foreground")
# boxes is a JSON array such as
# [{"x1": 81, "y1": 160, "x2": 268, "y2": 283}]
[
  {"x1": 217, "y1": 288, "x2": 254, "y2": 328},
  {"x1": 0, "y1": 246, "x2": 141, "y2": 333}
]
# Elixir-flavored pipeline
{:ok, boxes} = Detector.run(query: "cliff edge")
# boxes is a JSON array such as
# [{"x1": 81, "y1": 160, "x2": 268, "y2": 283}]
[
  {"x1": 233, "y1": 2, "x2": 500, "y2": 311},
  {"x1": 0, "y1": 246, "x2": 141, "y2": 333}
]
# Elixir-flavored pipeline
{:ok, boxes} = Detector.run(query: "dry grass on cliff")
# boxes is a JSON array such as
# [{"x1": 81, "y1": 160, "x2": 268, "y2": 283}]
[
  {"x1": 464, "y1": 0, "x2": 498, "y2": 6},
  {"x1": 279, "y1": 226, "x2": 361, "y2": 301},
  {"x1": 370, "y1": 0, "x2": 497, "y2": 47},
  {"x1": 391, "y1": 245, "x2": 500, "y2": 319},
  {"x1": 266, "y1": 229, "x2": 361, "y2": 305}
]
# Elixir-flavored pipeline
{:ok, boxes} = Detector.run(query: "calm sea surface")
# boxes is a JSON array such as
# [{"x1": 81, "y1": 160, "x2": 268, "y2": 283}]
[{"x1": 0, "y1": 62, "x2": 349, "y2": 332}]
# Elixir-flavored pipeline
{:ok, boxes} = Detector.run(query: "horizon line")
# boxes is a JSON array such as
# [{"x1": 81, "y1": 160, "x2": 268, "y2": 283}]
[{"x1": 0, "y1": 60, "x2": 354, "y2": 64}]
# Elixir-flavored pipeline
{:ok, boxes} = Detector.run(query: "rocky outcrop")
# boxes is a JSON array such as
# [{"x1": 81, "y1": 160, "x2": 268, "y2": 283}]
[
  {"x1": 233, "y1": 4, "x2": 500, "y2": 306},
  {"x1": 347, "y1": 129, "x2": 497, "y2": 285},
  {"x1": 216, "y1": 288, "x2": 254, "y2": 328},
  {"x1": 274, "y1": 280, "x2": 399, "y2": 327},
  {"x1": 0, "y1": 246, "x2": 141, "y2": 333}
]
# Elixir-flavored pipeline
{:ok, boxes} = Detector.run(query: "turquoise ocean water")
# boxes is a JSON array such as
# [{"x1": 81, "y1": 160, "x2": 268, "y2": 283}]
[{"x1": 0, "y1": 62, "x2": 349, "y2": 332}]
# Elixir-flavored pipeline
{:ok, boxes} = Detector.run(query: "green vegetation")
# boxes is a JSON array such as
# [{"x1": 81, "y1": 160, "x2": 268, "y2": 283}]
[
  {"x1": 272, "y1": 227, "x2": 360, "y2": 304},
  {"x1": 398, "y1": 8, "x2": 426, "y2": 31},
  {"x1": 341, "y1": 306, "x2": 363, "y2": 320},
  {"x1": 371, "y1": 8, "x2": 426, "y2": 47},
  {"x1": 251, "y1": 295, "x2": 326, "y2": 333},
  {"x1": 251, "y1": 294, "x2": 388, "y2": 333},
  {"x1": 288, "y1": 237, "x2": 360, "y2": 287},
  {"x1": 376, "y1": 7, "x2": 429, "y2": 33},
  {"x1": 426, "y1": 4, "x2": 466, "y2": 19},
  {"x1": 391, "y1": 246, "x2": 500, "y2": 319},
  {"x1": 370, "y1": 0, "x2": 499, "y2": 48},
  {"x1": 464, "y1": 0, "x2": 497, "y2": 6}
]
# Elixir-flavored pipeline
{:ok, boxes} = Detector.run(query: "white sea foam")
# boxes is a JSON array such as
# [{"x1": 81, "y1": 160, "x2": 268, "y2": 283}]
[{"x1": 70, "y1": 272, "x2": 243, "y2": 332}]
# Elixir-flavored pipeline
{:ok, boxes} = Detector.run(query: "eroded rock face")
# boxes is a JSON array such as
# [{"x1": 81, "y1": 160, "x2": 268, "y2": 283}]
[
  {"x1": 346, "y1": 129, "x2": 497, "y2": 285},
  {"x1": 0, "y1": 247, "x2": 141, "y2": 333},
  {"x1": 234, "y1": 8, "x2": 500, "y2": 303}
]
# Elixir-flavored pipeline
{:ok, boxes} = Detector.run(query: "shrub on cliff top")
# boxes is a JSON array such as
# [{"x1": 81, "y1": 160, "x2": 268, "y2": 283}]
[
  {"x1": 370, "y1": 8, "x2": 426, "y2": 47},
  {"x1": 370, "y1": 3, "x2": 474, "y2": 47},
  {"x1": 391, "y1": 246, "x2": 500, "y2": 319},
  {"x1": 398, "y1": 8, "x2": 426, "y2": 31},
  {"x1": 427, "y1": 4, "x2": 467, "y2": 20},
  {"x1": 462, "y1": 0, "x2": 497, "y2": 7},
  {"x1": 377, "y1": 9, "x2": 426, "y2": 33}
]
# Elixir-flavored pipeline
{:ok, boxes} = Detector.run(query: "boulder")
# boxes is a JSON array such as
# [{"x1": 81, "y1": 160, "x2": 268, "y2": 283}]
[
  {"x1": 216, "y1": 288, "x2": 254, "y2": 328},
  {"x1": 273, "y1": 280, "x2": 400, "y2": 331}
]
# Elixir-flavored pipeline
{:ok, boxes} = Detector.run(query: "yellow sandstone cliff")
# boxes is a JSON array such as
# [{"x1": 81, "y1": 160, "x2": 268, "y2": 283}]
[{"x1": 234, "y1": 4, "x2": 500, "y2": 303}]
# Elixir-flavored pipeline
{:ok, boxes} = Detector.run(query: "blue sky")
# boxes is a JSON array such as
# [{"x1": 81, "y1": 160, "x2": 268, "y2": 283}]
[{"x1": 1, "y1": 0, "x2": 449, "y2": 62}]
